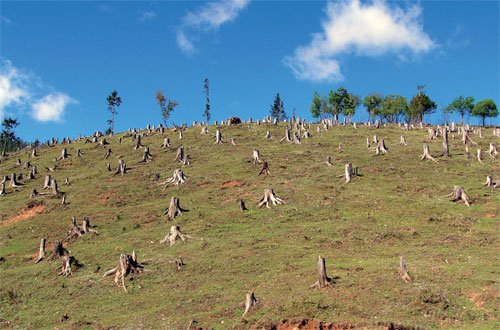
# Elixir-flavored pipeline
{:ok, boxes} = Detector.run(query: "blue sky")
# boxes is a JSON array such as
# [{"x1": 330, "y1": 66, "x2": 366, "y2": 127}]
[{"x1": 0, "y1": 0, "x2": 499, "y2": 141}]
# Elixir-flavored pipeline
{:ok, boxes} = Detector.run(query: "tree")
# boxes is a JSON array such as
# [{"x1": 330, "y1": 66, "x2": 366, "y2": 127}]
[
  {"x1": 270, "y1": 93, "x2": 287, "y2": 121},
  {"x1": 203, "y1": 78, "x2": 211, "y2": 123},
  {"x1": 327, "y1": 87, "x2": 350, "y2": 123},
  {"x1": 408, "y1": 85, "x2": 436, "y2": 123},
  {"x1": 472, "y1": 99, "x2": 498, "y2": 127},
  {"x1": 363, "y1": 94, "x2": 383, "y2": 123},
  {"x1": 444, "y1": 96, "x2": 475, "y2": 125},
  {"x1": 343, "y1": 93, "x2": 361, "y2": 123},
  {"x1": 382, "y1": 95, "x2": 408, "y2": 123},
  {"x1": 310, "y1": 91, "x2": 323, "y2": 119},
  {"x1": 156, "y1": 91, "x2": 178, "y2": 126},
  {"x1": 0, "y1": 117, "x2": 22, "y2": 152},
  {"x1": 106, "y1": 90, "x2": 122, "y2": 134}
]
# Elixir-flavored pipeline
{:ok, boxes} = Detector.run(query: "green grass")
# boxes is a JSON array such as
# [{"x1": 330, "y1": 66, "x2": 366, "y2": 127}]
[{"x1": 0, "y1": 123, "x2": 498, "y2": 329}]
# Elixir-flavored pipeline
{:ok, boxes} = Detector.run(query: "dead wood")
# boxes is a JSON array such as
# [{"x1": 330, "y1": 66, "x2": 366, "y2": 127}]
[
  {"x1": 200, "y1": 127, "x2": 209, "y2": 135},
  {"x1": 399, "y1": 136, "x2": 408, "y2": 146},
  {"x1": 0, "y1": 183, "x2": 5, "y2": 196},
  {"x1": 488, "y1": 143, "x2": 498, "y2": 158},
  {"x1": 164, "y1": 197, "x2": 188, "y2": 219},
  {"x1": 215, "y1": 129, "x2": 223, "y2": 144},
  {"x1": 160, "y1": 138, "x2": 171, "y2": 148},
  {"x1": 292, "y1": 132, "x2": 302, "y2": 145},
  {"x1": 58, "y1": 148, "x2": 70, "y2": 160},
  {"x1": 258, "y1": 161, "x2": 271, "y2": 176},
  {"x1": 310, "y1": 255, "x2": 332, "y2": 288},
  {"x1": 265, "y1": 130, "x2": 272, "y2": 139},
  {"x1": 252, "y1": 149, "x2": 262, "y2": 164},
  {"x1": 399, "y1": 256, "x2": 412, "y2": 283},
  {"x1": 484, "y1": 175, "x2": 498, "y2": 188},
  {"x1": 230, "y1": 138, "x2": 236, "y2": 145},
  {"x1": 103, "y1": 251, "x2": 143, "y2": 292},
  {"x1": 175, "y1": 146, "x2": 186, "y2": 163},
  {"x1": 421, "y1": 143, "x2": 438, "y2": 162},
  {"x1": 258, "y1": 189, "x2": 284, "y2": 208},
  {"x1": 29, "y1": 188, "x2": 38, "y2": 198},
  {"x1": 115, "y1": 159, "x2": 127, "y2": 175},
  {"x1": 447, "y1": 186, "x2": 470, "y2": 206},
  {"x1": 279, "y1": 126, "x2": 292, "y2": 143},
  {"x1": 344, "y1": 163, "x2": 353, "y2": 183},
  {"x1": 160, "y1": 225, "x2": 192, "y2": 246},
  {"x1": 242, "y1": 292, "x2": 257, "y2": 319},
  {"x1": 442, "y1": 127, "x2": 450, "y2": 157},
  {"x1": 326, "y1": 156, "x2": 333, "y2": 167},
  {"x1": 103, "y1": 148, "x2": 112, "y2": 159},
  {"x1": 476, "y1": 149, "x2": 484, "y2": 163},
  {"x1": 59, "y1": 255, "x2": 79, "y2": 277},
  {"x1": 239, "y1": 199, "x2": 248, "y2": 211},
  {"x1": 140, "y1": 146, "x2": 153, "y2": 163},
  {"x1": 61, "y1": 194, "x2": 67, "y2": 205},
  {"x1": 133, "y1": 135, "x2": 143, "y2": 150},
  {"x1": 160, "y1": 169, "x2": 188, "y2": 188},
  {"x1": 366, "y1": 137, "x2": 370, "y2": 148},
  {"x1": 35, "y1": 238, "x2": 46, "y2": 263},
  {"x1": 10, "y1": 173, "x2": 21, "y2": 188},
  {"x1": 462, "y1": 129, "x2": 477, "y2": 145},
  {"x1": 48, "y1": 240, "x2": 68, "y2": 261}
]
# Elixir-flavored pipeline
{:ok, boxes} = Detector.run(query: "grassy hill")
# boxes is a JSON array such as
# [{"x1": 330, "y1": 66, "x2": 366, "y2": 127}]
[{"x1": 0, "y1": 122, "x2": 498, "y2": 329}]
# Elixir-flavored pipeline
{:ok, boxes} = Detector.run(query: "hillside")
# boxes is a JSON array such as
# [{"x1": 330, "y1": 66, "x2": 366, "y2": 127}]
[{"x1": 0, "y1": 121, "x2": 498, "y2": 329}]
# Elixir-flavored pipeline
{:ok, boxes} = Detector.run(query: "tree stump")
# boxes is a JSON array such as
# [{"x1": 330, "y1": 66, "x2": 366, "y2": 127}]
[
  {"x1": 488, "y1": 143, "x2": 498, "y2": 158},
  {"x1": 215, "y1": 129, "x2": 223, "y2": 144},
  {"x1": 76, "y1": 149, "x2": 83, "y2": 157},
  {"x1": 10, "y1": 173, "x2": 21, "y2": 188},
  {"x1": 344, "y1": 163, "x2": 353, "y2": 183},
  {"x1": 164, "y1": 197, "x2": 188, "y2": 219},
  {"x1": 484, "y1": 175, "x2": 498, "y2": 188},
  {"x1": 265, "y1": 131, "x2": 272, "y2": 139},
  {"x1": 252, "y1": 149, "x2": 262, "y2": 164},
  {"x1": 28, "y1": 169, "x2": 35, "y2": 180},
  {"x1": 140, "y1": 146, "x2": 153, "y2": 163},
  {"x1": 326, "y1": 156, "x2": 333, "y2": 167},
  {"x1": 465, "y1": 144, "x2": 470, "y2": 159},
  {"x1": 279, "y1": 127, "x2": 292, "y2": 143},
  {"x1": 447, "y1": 186, "x2": 470, "y2": 206},
  {"x1": 160, "y1": 138, "x2": 171, "y2": 148},
  {"x1": 103, "y1": 251, "x2": 143, "y2": 292},
  {"x1": 242, "y1": 292, "x2": 257, "y2": 319},
  {"x1": 174, "y1": 146, "x2": 185, "y2": 163},
  {"x1": 200, "y1": 127, "x2": 208, "y2": 135},
  {"x1": 35, "y1": 238, "x2": 46, "y2": 263},
  {"x1": 257, "y1": 161, "x2": 271, "y2": 176},
  {"x1": 378, "y1": 139, "x2": 388, "y2": 153},
  {"x1": 442, "y1": 127, "x2": 450, "y2": 157},
  {"x1": 115, "y1": 159, "x2": 127, "y2": 175},
  {"x1": 239, "y1": 199, "x2": 247, "y2": 211},
  {"x1": 373, "y1": 135, "x2": 378, "y2": 144},
  {"x1": 51, "y1": 179, "x2": 60, "y2": 196},
  {"x1": 58, "y1": 148, "x2": 70, "y2": 160},
  {"x1": 31, "y1": 149, "x2": 38, "y2": 157},
  {"x1": 310, "y1": 256, "x2": 332, "y2": 288},
  {"x1": 160, "y1": 225, "x2": 192, "y2": 246},
  {"x1": 476, "y1": 149, "x2": 484, "y2": 163},
  {"x1": 133, "y1": 135, "x2": 143, "y2": 150},
  {"x1": 399, "y1": 256, "x2": 412, "y2": 283},
  {"x1": 420, "y1": 143, "x2": 437, "y2": 162},
  {"x1": 366, "y1": 137, "x2": 371, "y2": 148},
  {"x1": 292, "y1": 132, "x2": 301, "y2": 145},
  {"x1": 258, "y1": 189, "x2": 284, "y2": 208},
  {"x1": 399, "y1": 135, "x2": 408, "y2": 146},
  {"x1": 48, "y1": 240, "x2": 68, "y2": 261},
  {"x1": 103, "y1": 148, "x2": 112, "y2": 159},
  {"x1": 29, "y1": 188, "x2": 38, "y2": 198},
  {"x1": 0, "y1": 183, "x2": 6, "y2": 196},
  {"x1": 160, "y1": 169, "x2": 188, "y2": 188}
]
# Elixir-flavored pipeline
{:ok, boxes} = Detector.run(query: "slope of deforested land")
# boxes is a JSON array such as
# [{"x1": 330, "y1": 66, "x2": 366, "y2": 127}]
[{"x1": 0, "y1": 121, "x2": 498, "y2": 329}]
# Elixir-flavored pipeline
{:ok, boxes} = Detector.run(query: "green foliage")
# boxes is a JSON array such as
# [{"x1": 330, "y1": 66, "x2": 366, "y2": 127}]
[
  {"x1": 363, "y1": 94, "x2": 383, "y2": 121},
  {"x1": 408, "y1": 85, "x2": 436, "y2": 123},
  {"x1": 327, "y1": 87, "x2": 350, "y2": 120},
  {"x1": 472, "y1": 99, "x2": 498, "y2": 126},
  {"x1": 310, "y1": 91, "x2": 323, "y2": 119},
  {"x1": 270, "y1": 93, "x2": 287, "y2": 121},
  {"x1": 0, "y1": 117, "x2": 24, "y2": 152},
  {"x1": 203, "y1": 78, "x2": 211, "y2": 123},
  {"x1": 344, "y1": 93, "x2": 361, "y2": 120},
  {"x1": 156, "y1": 91, "x2": 178, "y2": 126},
  {"x1": 106, "y1": 90, "x2": 122, "y2": 134},
  {"x1": 445, "y1": 96, "x2": 475, "y2": 125},
  {"x1": 382, "y1": 95, "x2": 408, "y2": 123}
]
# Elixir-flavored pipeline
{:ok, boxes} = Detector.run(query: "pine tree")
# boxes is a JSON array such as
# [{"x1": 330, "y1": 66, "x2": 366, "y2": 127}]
[
  {"x1": 270, "y1": 93, "x2": 287, "y2": 121},
  {"x1": 106, "y1": 90, "x2": 122, "y2": 134},
  {"x1": 203, "y1": 78, "x2": 211, "y2": 124}
]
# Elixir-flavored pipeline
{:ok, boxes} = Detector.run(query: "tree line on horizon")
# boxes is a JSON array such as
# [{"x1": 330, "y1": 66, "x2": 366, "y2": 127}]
[{"x1": 309, "y1": 85, "x2": 498, "y2": 127}]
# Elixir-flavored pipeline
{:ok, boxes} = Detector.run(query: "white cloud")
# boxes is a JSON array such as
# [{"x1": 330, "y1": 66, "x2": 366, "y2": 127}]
[
  {"x1": 176, "y1": 0, "x2": 250, "y2": 54},
  {"x1": 0, "y1": 60, "x2": 30, "y2": 118},
  {"x1": 176, "y1": 31, "x2": 197, "y2": 56},
  {"x1": 284, "y1": 0, "x2": 436, "y2": 82},
  {"x1": 138, "y1": 10, "x2": 156, "y2": 22},
  {"x1": 32, "y1": 93, "x2": 76, "y2": 122}
]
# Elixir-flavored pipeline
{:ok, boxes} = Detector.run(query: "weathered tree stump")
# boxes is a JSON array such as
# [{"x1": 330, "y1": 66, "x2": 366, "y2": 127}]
[
  {"x1": 483, "y1": 175, "x2": 498, "y2": 188},
  {"x1": 35, "y1": 238, "x2": 46, "y2": 263},
  {"x1": 174, "y1": 146, "x2": 186, "y2": 163},
  {"x1": 28, "y1": 168, "x2": 36, "y2": 180},
  {"x1": 133, "y1": 135, "x2": 143, "y2": 150},
  {"x1": 160, "y1": 169, "x2": 188, "y2": 188},
  {"x1": 115, "y1": 159, "x2": 127, "y2": 175},
  {"x1": 59, "y1": 255, "x2": 78, "y2": 277},
  {"x1": 29, "y1": 188, "x2": 38, "y2": 198},
  {"x1": 465, "y1": 144, "x2": 470, "y2": 159},
  {"x1": 160, "y1": 138, "x2": 171, "y2": 148},
  {"x1": 258, "y1": 161, "x2": 271, "y2": 176},
  {"x1": 51, "y1": 179, "x2": 60, "y2": 196},
  {"x1": 140, "y1": 146, "x2": 153, "y2": 163},
  {"x1": 421, "y1": 143, "x2": 438, "y2": 162},
  {"x1": 326, "y1": 156, "x2": 333, "y2": 167},
  {"x1": 311, "y1": 256, "x2": 332, "y2": 288},
  {"x1": 103, "y1": 148, "x2": 112, "y2": 159},
  {"x1": 0, "y1": 183, "x2": 6, "y2": 196},
  {"x1": 103, "y1": 251, "x2": 143, "y2": 292},
  {"x1": 366, "y1": 137, "x2": 371, "y2": 148},
  {"x1": 164, "y1": 197, "x2": 188, "y2": 219},
  {"x1": 48, "y1": 240, "x2": 68, "y2": 261},
  {"x1": 58, "y1": 148, "x2": 70, "y2": 160},
  {"x1": 279, "y1": 127, "x2": 292, "y2": 143},
  {"x1": 252, "y1": 149, "x2": 262, "y2": 164},
  {"x1": 378, "y1": 139, "x2": 388, "y2": 153},
  {"x1": 442, "y1": 127, "x2": 450, "y2": 157},
  {"x1": 242, "y1": 292, "x2": 257, "y2": 319},
  {"x1": 399, "y1": 135, "x2": 408, "y2": 146},
  {"x1": 10, "y1": 173, "x2": 21, "y2": 188},
  {"x1": 31, "y1": 149, "x2": 38, "y2": 157},
  {"x1": 462, "y1": 129, "x2": 477, "y2": 145},
  {"x1": 258, "y1": 189, "x2": 284, "y2": 208},
  {"x1": 239, "y1": 199, "x2": 247, "y2": 211},
  {"x1": 344, "y1": 163, "x2": 353, "y2": 183},
  {"x1": 399, "y1": 256, "x2": 412, "y2": 283},
  {"x1": 476, "y1": 149, "x2": 484, "y2": 163},
  {"x1": 292, "y1": 132, "x2": 301, "y2": 145},
  {"x1": 447, "y1": 186, "x2": 470, "y2": 206},
  {"x1": 76, "y1": 149, "x2": 83, "y2": 157},
  {"x1": 488, "y1": 143, "x2": 498, "y2": 158},
  {"x1": 160, "y1": 225, "x2": 192, "y2": 246},
  {"x1": 61, "y1": 194, "x2": 67, "y2": 205},
  {"x1": 265, "y1": 130, "x2": 272, "y2": 139},
  {"x1": 215, "y1": 129, "x2": 223, "y2": 144},
  {"x1": 200, "y1": 127, "x2": 209, "y2": 135}
]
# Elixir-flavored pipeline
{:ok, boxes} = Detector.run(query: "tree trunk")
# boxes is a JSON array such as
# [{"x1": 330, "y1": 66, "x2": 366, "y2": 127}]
[
  {"x1": 59, "y1": 148, "x2": 69, "y2": 160},
  {"x1": 252, "y1": 149, "x2": 262, "y2": 164},
  {"x1": 35, "y1": 238, "x2": 46, "y2": 263},
  {"x1": 399, "y1": 135, "x2": 408, "y2": 146},
  {"x1": 344, "y1": 163, "x2": 352, "y2": 183},
  {"x1": 279, "y1": 127, "x2": 292, "y2": 143},
  {"x1": 239, "y1": 199, "x2": 247, "y2": 211},
  {"x1": 215, "y1": 129, "x2": 223, "y2": 144},
  {"x1": 103, "y1": 252, "x2": 143, "y2": 292},
  {"x1": 140, "y1": 146, "x2": 153, "y2": 163},
  {"x1": 442, "y1": 127, "x2": 449, "y2": 157},
  {"x1": 10, "y1": 173, "x2": 21, "y2": 188},
  {"x1": 133, "y1": 135, "x2": 143, "y2": 150},
  {"x1": 258, "y1": 161, "x2": 271, "y2": 176},
  {"x1": 160, "y1": 138, "x2": 171, "y2": 148},
  {"x1": 115, "y1": 159, "x2": 127, "y2": 175},
  {"x1": 48, "y1": 240, "x2": 68, "y2": 261},
  {"x1": 311, "y1": 256, "x2": 332, "y2": 288},
  {"x1": 103, "y1": 148, "x2": 112, "y2": 159},
  {"x1": 448, "y1": 186, "x2": 470, "y2": 206},
  {"x1": 488, "y1": 143, "x2": 497, "y2": 158},
  {"x1": 0, "y1": 183, "x2": 5, "y2": 196}
]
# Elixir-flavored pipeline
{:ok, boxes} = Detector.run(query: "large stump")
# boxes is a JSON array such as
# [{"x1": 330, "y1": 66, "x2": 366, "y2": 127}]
[
  {"x1": 258, "y1": 189, "x2": 284, "y2": 208},
  {"x1": 310, "y1": 255, "x2": 332, "y2": 288},
  {"x1": 160, "y1": 225, "x2": 192, "y2": 246},
  {"x1": 103, "y1": 251, "x2": 143, "y2": 292},
  {"x1": 164, "y1": 197, "x2": 188, "y2": 219}
]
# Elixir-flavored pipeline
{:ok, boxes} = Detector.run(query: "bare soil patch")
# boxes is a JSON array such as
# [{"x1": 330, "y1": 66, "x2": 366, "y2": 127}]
[
  {"x1": 2, "y1": 202, "x2": 46, "y2": 227},
  {"x1": 221, "y1": 180, "x2": 246, "y2": 188}
]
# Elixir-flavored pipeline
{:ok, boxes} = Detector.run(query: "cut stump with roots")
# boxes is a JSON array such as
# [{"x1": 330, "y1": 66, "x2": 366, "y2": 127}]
[
  {"x1": 160, "y1": 225, "x2": 192, "y2": 246},
  {"x1": 258, "y1": 189, "x2": 284, "y2": 209}
]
